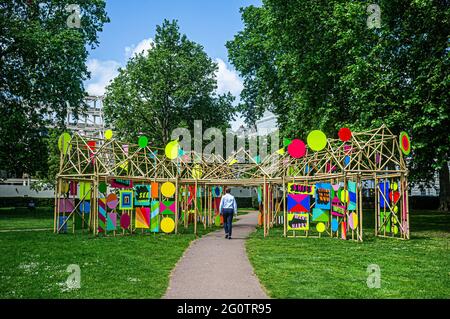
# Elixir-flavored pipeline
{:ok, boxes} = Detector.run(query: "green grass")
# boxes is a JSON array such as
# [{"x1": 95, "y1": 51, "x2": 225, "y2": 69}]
[
  {"x1": 246, "y1": 210, "x2": 450, "y2": 298},
  {"x1": 0, "y1": 208, "x2": 219, "y2": 298}
]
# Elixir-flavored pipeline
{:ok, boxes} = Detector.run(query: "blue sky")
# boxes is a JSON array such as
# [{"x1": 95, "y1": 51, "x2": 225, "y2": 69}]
[{"x1": 85, "y1": 0, "x2": 262, "y2": 128}]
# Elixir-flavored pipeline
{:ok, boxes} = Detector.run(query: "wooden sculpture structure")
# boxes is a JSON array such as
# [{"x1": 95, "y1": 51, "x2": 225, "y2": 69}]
[{"x1": 54, "y1": 125, "x2": 410, "y2": 241}]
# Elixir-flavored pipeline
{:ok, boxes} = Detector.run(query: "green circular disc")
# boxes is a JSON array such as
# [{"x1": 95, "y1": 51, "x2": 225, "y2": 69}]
[
  {"x1": 58, "y1": 132, "x2": 72, "y2": 155},
  {"x1": 98, "y1": 182, "x2": 107, "y2": 194},
  {"x1": 307, "y1": 130, "x2": 327, "y2": 151},
  {"x1": 138, "y1": 136, "x2": 148, "y2": 148}
]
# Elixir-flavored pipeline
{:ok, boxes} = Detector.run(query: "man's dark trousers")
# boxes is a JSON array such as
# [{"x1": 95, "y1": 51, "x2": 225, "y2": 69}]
[{"x1": 222, "y1": 208, "x2": 234, "y2": 236}]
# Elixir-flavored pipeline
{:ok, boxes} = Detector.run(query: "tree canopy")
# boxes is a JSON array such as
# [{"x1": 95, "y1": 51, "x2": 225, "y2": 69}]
[
  {"x1": 227, "y1": 0, "x2": 450, "y2": 209},
  {"x1": 104, "y1": 19, "x2": 236, "y2": 147},
  {"x1": 0, "y1": 0, "x2": 109, "y2": 178}
]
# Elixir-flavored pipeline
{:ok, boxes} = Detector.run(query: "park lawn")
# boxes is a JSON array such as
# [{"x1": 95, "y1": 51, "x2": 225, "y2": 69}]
[
  {"x1": 0, "y1": 211, "x2": 220, "y2": 298},
  {"x1": 0, "y1": 207, "x2": 249, "y2": 298},
  {"x1": 246, "y1": 210, "x2": 450, "y2": 299},
  {"x1": 0, "y1": 207, "x2": 53, "y2": 230}
]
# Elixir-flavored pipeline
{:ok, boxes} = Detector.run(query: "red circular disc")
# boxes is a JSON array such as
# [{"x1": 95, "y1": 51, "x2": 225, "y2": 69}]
[
  {"x1": 287, "y1": 139, "x2": 306, "y2": 158},
  {"x1": 120, "y1": 213, "x2": 130, "y2": 229},
  {"x1": 402, "y1": 135, "x2": 409, "y2": 150},
  {"x1": 338, "y1": 127, "x2": 352, "y2": 142},
  {"x1": 389, "y1": 191, "x2": 400, "y2": 204}
]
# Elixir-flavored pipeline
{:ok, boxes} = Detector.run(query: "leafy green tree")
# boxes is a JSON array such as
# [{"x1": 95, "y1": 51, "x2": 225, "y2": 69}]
[
  {"x1": 103, "y1": 19, "x2": 236, "y2": 147},
  {"x1": 227, "y1": 0, "x2": 449, "y2": 210},
  {"x1": 0, "y1": 0, "x2": 109, "y2": 178}
]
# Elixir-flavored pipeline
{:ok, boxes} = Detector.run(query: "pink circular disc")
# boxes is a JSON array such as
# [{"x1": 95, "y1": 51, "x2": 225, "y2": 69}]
[
  {"x1": 120, "y1": 213, "x2": 130, "y2": 229},
  {"x1": 287, "y1": 139, "x2": 306, "y2": 158}
]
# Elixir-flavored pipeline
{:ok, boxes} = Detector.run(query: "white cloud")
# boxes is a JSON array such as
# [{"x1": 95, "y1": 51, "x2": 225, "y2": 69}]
[
  {"x1": 215, "y1": 58, "x2": 243, "y2": 98},
  {"x1": 85, "y1": 59, "x2": 121, "y2": 96},
  {"x1": 125, "y1": 38, "x2": 154, "y2": 59}
]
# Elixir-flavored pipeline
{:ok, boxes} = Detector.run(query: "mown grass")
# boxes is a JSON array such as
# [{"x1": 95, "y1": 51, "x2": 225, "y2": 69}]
[
  {"x1": 246, "y1": 210, "x2": 450, "y2": 298},
  {"x1": 0, "y1": 207, "x2": 225, "y2": 298}
]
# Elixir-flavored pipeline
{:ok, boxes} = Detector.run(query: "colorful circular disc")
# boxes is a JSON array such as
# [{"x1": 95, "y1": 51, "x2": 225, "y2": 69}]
[
  {"x1": 161, "y1": 217, "x2": 175, "y2": 233},
  {"x1": 215, "y1": 215, "x2": 221, "y2": 226},
  {"x1": 339, "y1": 189, "x2": 349, "y2": 203},
  {"x1": 338, "y1": 127, "x2": 352, "y2": 142},
  {"x1": 105, "y1": 129, "x2": 113, "y2": 140},
  {"x1": 391, "y1": 182, "x2": 398, "y2": 191},
  {"x1": 393, "y1": 205, "x2": 399, "y2": 213},
  {"x1": 192, "y1": 164, "x2": 203, "y2": 179},
  {"x1": 331, "y1": 219, "x2": 339, "y2": 232},
  {"x1": 138, "y1": 136, "x2": 148, "y2": 148},
  {"x1": 120, "y1": 213, "x2": 130, "y2": 229},
  {"x1": 393, "y1": 225, "x2": 399, "y2": 235},
  {"x1": 106, "y1": 193, "x2": 118, "y2": 209},
  {"x1": 165, "y1": 140, "x2": 179, "y2": 159},
  {"x1": 399, "y1": 132, "x2": 411, "y2": 155},
  {"x1": 283, "y1": 138, "x2": 292, "y2": 147},
  {"x1": 389, "y1": 191, "x2": 400, "y2": 204},
  {"x1": 349, "y1": 212, "x2": 358, "y2": 230},
  {"x1": 161, "y1": 182, "x2": 176, "y2": 198},
  {"x1": 316, "y1": 222, "x2": 326, "y2": 233},
  {"x1": 61, "y1": 181, "x2": 69, "y2": 194},
  {"x1": 307, "y1": 130, "x2": 327, "y2": 151},
  {"x1": 344, "y1": 155, "x2": 351, "y2": 166},
  {"x1": 287, "y1": 139, "x2": 306, "y2": 158},
  {"x1": 98, "y1": 182, "x2": 107, "y2": 194},
  {"x1": 58, "y1": 133, "x2": 72, "y2": 155},
  {"x1": 80, "y1": 201, "x2": 90, "y2": 213}
]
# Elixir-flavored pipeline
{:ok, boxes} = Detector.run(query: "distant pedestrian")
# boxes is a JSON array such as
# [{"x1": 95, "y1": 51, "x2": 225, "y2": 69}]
[{"x1": 219, "y1": 188, "x2": 237, "y2": 239}]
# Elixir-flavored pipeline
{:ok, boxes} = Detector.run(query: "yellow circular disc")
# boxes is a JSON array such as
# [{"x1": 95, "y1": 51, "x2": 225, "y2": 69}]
[
  {"x1": 307, "y1": 130, "x2": 327, "y2": 151},
  {"x1": 192, "y1": 164, "x2": 203, "y2": 179},
  {"x1": 340, "y1": 189, "x2": 349, "y2": 203},
  {"x1": 104, "y1": 129, "x2": 113, "y2": 140},
  {"x1": 316, "y1": 222, "x2": 326, "y2": 233},
  {"x1": 165, "y1": 140, "x2": 179, "y2": 159},
  {"x1": 391, "y1": 182, "x2": 398, "y2": 191},
  {"x1": 58, "y1": 133, "x2": 72, "y2": 155},
  {"x1": 393, "y1": 225, "x2": 399, "y2": 235},
  {"x1": 160, "y1": 217, "x2": 175, "y2": 233},
  {"x1": 393, "y1": 205, "x2": 399, "y2": 213},
  {"x1": 161, "y1": 182, "x2": 176, "y2": 198}
]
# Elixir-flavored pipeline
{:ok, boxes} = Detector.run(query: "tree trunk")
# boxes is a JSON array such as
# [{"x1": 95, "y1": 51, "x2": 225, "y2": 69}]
[{"x1": 438, "y1": 162, "x2": 450, "y2": 212}]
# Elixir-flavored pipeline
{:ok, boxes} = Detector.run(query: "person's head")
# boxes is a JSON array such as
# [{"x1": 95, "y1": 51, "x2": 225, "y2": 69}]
[{"x1": 225, "y1": 188, "x2": 231, "y2": 194}]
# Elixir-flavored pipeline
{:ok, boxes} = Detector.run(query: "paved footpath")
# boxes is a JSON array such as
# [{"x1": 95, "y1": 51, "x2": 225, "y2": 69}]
[{"x1": 164, "y1": 211, "x2": 269, "y2": 299}]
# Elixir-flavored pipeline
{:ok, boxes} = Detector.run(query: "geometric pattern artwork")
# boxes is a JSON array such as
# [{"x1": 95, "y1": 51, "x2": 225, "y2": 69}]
[
  {"x1": 331, "y1": 203, "x2": 345, "y2": 217},
  {"x1": 379, "y1": 181, "x2": 390, "y2": 208},
  {"x1": 312, "y1": 208, "x2": 329, "y2": 222},
  {"x1": 58, "y1": 198, "x2": 74, "y2": 213},
  {"x1": 58, "y1": 216, "x2": 68, "y2": 233},
  {"x1": 212, "y1": 186, "x2": 222, "y2": 198},
  {"x1": 315, "y1": 183, "x2": 332, "y2": 209},
  {"x1": 331, "y1": 218, "x2": 339, "y2": 232},
  {"x1": 151, "y1": 182, "x2": 159, "y2": 199},
  {"x1": 150, "y1": 201, "x2": 160, "y2": 232},
  {"x1": 160, "y1": 201, "x2": 175, "y2": 215},
  {"x1": 287, "y1": 183, "x2": 315, "y2": 195},
  {"x1": 287, "y1": 213, "x2": 309, "y2": 231},
  {"x1": 134, "y1": 184, "x2": 151, "y2": 206},
  {"x1": 79, "y1": 201, "x2": 90, "y2": 214},
  {"x1": 287, "y1": 194, "x2": 310, "y2": 212},
  {"x1": 106, "y1": 212, "x2": 117, "y2": 231},
  {"x1": 348, "y1": 181, "x2": 357, "y2": 210},
  {"x1": 135, "y1": 207, "x2": 150, "y2": 229},
  {"x1": 348, "y1": 212, "x2": 358, "y2": 230},
  {"x1": 110, "y1": 178, "x2": 133, "y2": 189},
  {"x1": 79, "y1": 181, "x2": 91, "y2": 200},
  {"x1": 98, "y1": 197, "x2": 106, "y2": 233},
  {"x1": 119, "y1": 190, "x2": 134, "y2": 210}
]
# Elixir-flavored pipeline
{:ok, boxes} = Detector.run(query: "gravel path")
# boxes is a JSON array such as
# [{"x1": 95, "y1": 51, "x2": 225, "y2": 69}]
[{"x1": 164, "y1": 211, "x2": 269, "y2": 299}]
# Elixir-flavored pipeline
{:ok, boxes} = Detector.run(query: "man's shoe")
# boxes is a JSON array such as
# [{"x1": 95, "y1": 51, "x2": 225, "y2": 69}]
[
  {"x1": 228, "y1": 236, "x2": 232, "y2": 240},
  {"x1": 225, "y1": 234, "x2": 229, "y2": 239}
]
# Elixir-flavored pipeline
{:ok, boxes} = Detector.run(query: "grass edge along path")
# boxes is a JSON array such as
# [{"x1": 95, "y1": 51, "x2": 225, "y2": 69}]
[{"x1": 245, "y1": 210, "x2": 450, "y2": 299}]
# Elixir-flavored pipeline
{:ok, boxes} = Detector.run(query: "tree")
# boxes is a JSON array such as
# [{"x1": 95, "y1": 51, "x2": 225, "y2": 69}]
[
  {"x1": 103, "y1": 19, "x2": 236, "y2": 148},
  {"x1": 227, "y1": 0, "x2": 449, "y2": 210},
  {"x1": 0, "y1": 0, "x2": 109, "y2": 178}
]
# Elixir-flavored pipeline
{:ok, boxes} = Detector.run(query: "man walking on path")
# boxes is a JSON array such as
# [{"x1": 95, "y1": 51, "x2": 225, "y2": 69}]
[{"x1": 219, "y1": 188, "x2": 237, "y2": 239}]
